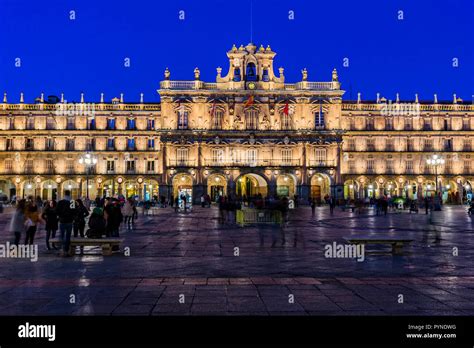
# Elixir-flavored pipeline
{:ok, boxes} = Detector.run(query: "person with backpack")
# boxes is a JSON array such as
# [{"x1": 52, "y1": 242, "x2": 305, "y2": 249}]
[{"x1": 56, "y1": 190, "x2": 77, "y2": 257}]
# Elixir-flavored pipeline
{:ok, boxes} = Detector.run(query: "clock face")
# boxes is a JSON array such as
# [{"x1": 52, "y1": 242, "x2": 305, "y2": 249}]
[{"x1": 247, "y1": 82, "x2": 256, "y2": 90}]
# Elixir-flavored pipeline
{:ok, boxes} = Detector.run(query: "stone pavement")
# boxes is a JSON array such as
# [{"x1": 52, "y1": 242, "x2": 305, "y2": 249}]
[{"x1": 0, "y1": 205, "x2": 473, "y2": 316}]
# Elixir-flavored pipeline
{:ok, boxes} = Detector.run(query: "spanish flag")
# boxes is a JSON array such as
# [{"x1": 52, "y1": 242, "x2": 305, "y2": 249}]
[{"x1": 244, "y1": 95, "x2": 254, "y2": 107}]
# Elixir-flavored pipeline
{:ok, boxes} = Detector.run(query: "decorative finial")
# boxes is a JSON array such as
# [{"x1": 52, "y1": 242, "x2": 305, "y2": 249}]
[
  {"x1": 194, "y1": 67, "x2": 200, "y2": 80},
  {"x1": 259, "y1": 44, "x2": 265, "y2": 52},
  {"x1": 40, "y1": 92, "x2": 44, "y2": 103},
  {"x1": 231, "y1": 44, "x2": 237, "y2": 52},
  {"x1": 80, "y1": 92, "x2": 84, "y2": 103},
  {"x1": 20, "y1": 92, "x2": 24, "y2": 103},
  {"x1": 357, "y1": 92, "x2": 361, "y2": 103},
  {"x1": 140, "y1": 93, "x2": 144, "y2": 103},
  {"x1": 60, "y1": 93, "x2": 64, "y2": 103},
  {"x1": 332, "y1": 68, "x2": 338, "y2": 82},
  {"x1": 453, "y1": 93, "x2": 457, "y2": 104},
  {"x1": 301, "y1": 68, "x2": 308, "y2": 81},
  {"x1": 266, "y1": 45, "x2": 272, "y2": 52},
  {"x1": 396, "y1": 93, "x2": 400, "y2": 103},
  {"x1": 415, "y1": 93, "x2": 419, "y2": 103},
  {"x1": 120, "y1": 93, "x2": 124, "y2": 103},
  {"x1": 164, "y1": 67, "x2": 170, "y2": 80},
  {"x1": 434, "y1": 93, "x2": 438, "y2": 103},
  {"x1": 376, "y1": 93, "x2": 380, "y2": 103},
  {"x1": 3, "y1": 92, "x2": 7, "y2": 103},
  {"x1": 239, "y1": 44, "x2": 244, "y2": 51},
  {"x1": 216, "y1": 67, "x2": 222, "y2": 78},
  {"x1": 100, "y1": 93, "x2": 104, "y2": 103}
]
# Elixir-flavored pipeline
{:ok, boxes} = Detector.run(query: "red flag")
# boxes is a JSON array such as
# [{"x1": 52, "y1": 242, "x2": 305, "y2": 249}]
[
  {"x1": 244, "y1": 95, "x2": 254, "y2": 107},
  {"x1": 283, "y1": 102, "x2": 289, "y2": 115}
]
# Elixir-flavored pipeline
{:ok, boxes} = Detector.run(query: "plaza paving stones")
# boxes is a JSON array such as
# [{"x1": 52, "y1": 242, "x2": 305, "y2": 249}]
[{"x1": 0, "y1": 205, "x2": 473, "y2": 315}]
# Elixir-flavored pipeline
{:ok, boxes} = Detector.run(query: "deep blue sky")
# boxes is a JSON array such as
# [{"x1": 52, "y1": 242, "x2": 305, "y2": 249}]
[{"x1": 1, "y1": 0, "x2": 473, "y2": 103}]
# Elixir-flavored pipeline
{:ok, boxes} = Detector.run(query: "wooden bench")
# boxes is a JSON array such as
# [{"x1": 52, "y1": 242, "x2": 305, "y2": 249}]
[
  {"x1": 51, "y1": 237, "x2": 124, "y2": 256},
  {"x1": 344, "y1": 238, "x2": 413, "y2": 255}
]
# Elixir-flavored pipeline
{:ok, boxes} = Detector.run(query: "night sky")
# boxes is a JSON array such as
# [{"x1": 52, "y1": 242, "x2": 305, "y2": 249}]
[{"x1": 1, "y1": 0, "x2": 473, "y2": 103}]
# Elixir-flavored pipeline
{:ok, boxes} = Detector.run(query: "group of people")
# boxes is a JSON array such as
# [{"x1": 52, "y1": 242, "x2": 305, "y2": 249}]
[{"x1": 8, "y1": 191, "x2": 138, "y2": 257}]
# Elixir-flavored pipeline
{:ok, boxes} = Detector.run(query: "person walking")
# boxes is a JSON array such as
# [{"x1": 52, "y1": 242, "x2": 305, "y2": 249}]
[
  {"x1": 56, "y1": 190, "x2": 77, "y2": 257},
  {"x1": 311, "y1": 198, "x2": 316, "y2": 218},
  {"x1": 42, "y1": 200, "x2": 59, "y2": 250},
  {"x1": 9, "y1": 199, "x2": 26, "y2": 246},
  {"x1": 24, "y1": 200, "x2": 44, "y2": 245},
  {"x1": 122, "y1": 198, "x2": 134, "y2": 229},
  {"x1": 329, "y1": 196, "x2": 336, "y2": 215},
  {"x1": 73, "y1": 199, "x2": 89, "y2": 238},
  {"x1": 424, "y1": 196, "x2": 430, "y2": 215}
]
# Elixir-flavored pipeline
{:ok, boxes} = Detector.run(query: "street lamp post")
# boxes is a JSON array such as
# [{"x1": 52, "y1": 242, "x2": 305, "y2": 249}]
[
  {"x1": 426, "y1": 154, "x2": 444, "y2": 211},
  {"x1": 78, "y1": 152, "x2": 98, "y2": 200}
]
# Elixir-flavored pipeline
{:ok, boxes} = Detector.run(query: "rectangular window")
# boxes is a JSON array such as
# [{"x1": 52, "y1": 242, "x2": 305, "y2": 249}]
[
  {"x1": 404, "y1": 118, "x2": 412, "y2": 130},
  {"x1": 407, "y1": 138, "x2": 414, "y2": 151},
  {"x1": 386, "y1": 139, "x2": 394, "y2": 151},
  {"x1": 6, "y1": 139, "x2": 13, "y2": 151},
  {"x1": 463, "y1": 139, "x2": 472, "y2": 152},
  {"x1": 147, "y1": 119, "x2": 155, "y2": 130},
  {"x1": 86, "y1": 138, "x2": 95, "y2": 151},
  {"x1": 386, "y1": 118, "x2": 393, "y2": 130},
  {"x1": 66, "y1": 160, "x2": 74, "y2": 173},
  {"x1": 314, "y1": 148, "x2": 327, "y2": 165},
  {"x1": 88, "y1": 118, "x2": 96, "y2": 130},
  {"x1": 66, "y1": 117, "x2": 75, "y2": 130},
  {"x1": 366, "y1": 139, "x2": 375, "y2": 151},
  {"x1": 406, "y1": 160, "x2": 413, "y2": 173},
  {"x1": 127, "y1": 138, "x2": 136, "y2": 151},
  {"x1": 366, "y1": 159, "x2": 375, "y2": 173},
  {"x1": 147, "y1": 161, "x2": 155, "y2": 172},
  {"x1": 177, "y1": 148, "x2": 189, "y2": 165},
  {"x1": 464, "y1": 160, "x2": 471, "y2": 174},
  {"x1": 106, "y1": 160, "x2": 115, "y2": 172},
  {"x1": 25, "y1": 160, "x2": 33, "y2": 173},
  {"x1": 246, "y1": 149, "x2": 257, "y2": 166},
  {"x1": 66, "y1": 138, "x2": 75, "y2": 151},
  {"x1": 127, "y1": 119, "x2": 136, "y2": 130},
  {"x1": 424, "y1": 139, "x2": 433, "y2": 152},
  {"x1": 366, "y1": 118, "x2": 374, "y2": 130},
  {"x1": 386, "y1": 160, "x2": 394, "y2": 173},
  {"x1": 347, "y1": 138, "x2": 356, "y2": 151},
  {"x1": 126, "y1": 160, "x2": 135, "y2": 172},
  {"x1": 348, "y1": 160, "x2": 355, "y2": 173},
  {"x1": 423, "y1": 119, "x2": 432, "y2": 131},
  {"x1": 46, "y1": 117, "x2": 56, "y2": 130},
  {"x1": 212, "y1": 110, "x2": 223, "y2": 130},
  {"x1": 281, "y1": 114, "x2": 292, "y2": 130},
  {"x1": 212, "y1": 148, "x2": 224, "y2": 164},
  {"x1": 46, "y1": 159, "x2": 54, "y2": 172},
  {"x1": 45, "y1": 138, "x2": 54, "y2": 150},
  {"x1": 349, "y1": 118, "x2": 356, "y2": 130},
  {"x1": 282, "y1": 148, "x2": 292, "y2": 165},
  {"x1": 5, "y1": 159, "x2": 12, "y2": 172},
  {"x1": 25, "y1": 138, "x2": 34, "y2": 150},
  {"x1": 106, "y1": 118, "x2": 116, "y2": 130},
  {"x1": 27, "y1": 117, "x2": 35, "y2": 130},
  {"x1": 245, "y1": 110, "x2": 258, "y2": 130},
  {"x1": 463, "y1": 119, "x2": 470, "y2": 131},
  {"x1": 147, "y1": 139, "x2": 155, "y2": 150},
  {"x1": 107, "y1": 138, "x2": 115, "y2": 150},
  {"x1": 8, "y1": 118, "x2": 14, "y2": 130},
  {"x1": 315, "y1": 108, "x2": 325, "y2": 129},
  {"x1": 178, "y1": 111, "x2": 188, "y2": 130},
  {"x1": 445, "y1": 159, "x2": 453, "y2": 174},
  {"x1": 444, "y1": 139, "x2": 453, "y2": 151}
]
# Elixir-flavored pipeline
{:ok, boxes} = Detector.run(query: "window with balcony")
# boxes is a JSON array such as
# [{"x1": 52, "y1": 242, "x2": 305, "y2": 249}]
[
  {"x1": 424, "y1": 139, "x2": 433, "y2": 152},
  {"x1": 314, "y1": 148, "x2": 327, "y2": 166},
  {"x1": 386, "y1": 160, "x2": 394, "y2": 173},
  {"x1": 126, "y1": 160, "x2": 135, "y2": 172},
  {"x1": 8, "y1": 118, "x2": 14, "y2": 130},
  {"x1": 444, "y1": 138, "x2": 453, "y2": 151},
  {"x1": 212, "y1": 148, "x2": 224, "y2": 164},
  {"x1": 245, "y1": 109, "x2": 258, "y2": 130},
  {"x1": 45, "y1": 159, "x2": 54, "y2": 173},
  {"x1": 464, "y1": 160, "x2": 471, "y2": 174},
  {"x1": 177, "y1": 148, "x2": 189, "y2": 166},
  {"x1": 366, "y1": 159, "x2": 375, "y2": 173},
  {"x1": 147, "y1": 139, "x2": 155, "y2": 150},
  {"x1": 246, "y1": 149, "x2": 257, "y2": 166},
  {"x1": 177, "y1": 110, "x2": 188, "y2": 130},
  {"x1": 26, "y1": 117, "x2": 35, "y2": 130},
  {"x1": 366, "y1": 139, "x2": 375, "y2": 151},
  {"x1": 107, "y1": 138, "x2": 115, "y2": 150},
  {"x1": 86, "y1": 138, "x2": 95, "y2": 151},
  {"x1": 386, "y1": 139, "x2": 394, "y2": 151},
  {"x1": 348, "y1": 160, "x2": 355, "y2": 173},
  {"x1": 423, "y1": 119, "x2": 432, "y2": 131},
  {"x1": 281, "y1": 114, "x2": 292, "y2": 130},
  {"x1": 25, "y1": 138, "x2": 34, "y2": 150},
  {"x1": 406, "y1": 160, "x2": 413, "y2": 174},
  {"x1": 6, "y1": 138, "x2": 13, "y2": 151},
  {"x1": 106, "y1": 160, "x2": 115, "y2": 173},
  {"x1": 406, "y1": 138, "x2": 414, "y2": 151},
  {"x1": 5, "y1": 159, "x2": 12, "y2": 172},
  {"x1": 445, "y1": 159, "x2": 453, "y2": 174},
  {"x1": 463, "y1": 119, "x2": 471, "y2": 131},
  {"x1": 366, "y1": 118, "x2": 374, "y2": 130},
  {"x1": 66, "y1": 139, "x2": 75, "y2": 151},
  {"x1": 464, "y1": 139, "x2": 472, "y2": 152},
  {"x1": 66, "y1": 117, "x2": 75, "y2": 130},
  {"x1": 88, "y1": 118, "x2": 96, "y2": 130},
  {"x1": 25, "y1": 160, "x2": 33, "y2": 173},
  {"x1": 347, "y1": 138, "x2": 356, "y2": 151},
  {"x1": 46, "y1": 117, "x2": 56, "y2": 130},
  {"x1": 212, "y1": 110, "x2": 223, "y2": 130},
  {"x1": 315, "y1": 107, "x2": 325, "y2": 129},
  {"x1": 106, "y1": 118, "x2": 116, "y2": 130},
  {"x1": 386, "y1": 118, "x2": 393, "y2": 130},
  {"x1": 45, "y1": 138, "x2": 54, "y2": 151},
  {"x1": 127, "y1": 138, "x2": 136, "y2": 151},
  {"x1": 349, "y1": 118, "x2": 356, "y2": 130},
  {"x1": 282, "y1": 148, "x2": 292, "y2": 165},
  {"x1": 127, "y1": 119, "x2": 136, "y2": 130},
  {"x1": 66, "y1": 160, "x2": 74, "y2": 174},
  {"x1": 147, "y1": 161, "x2": 155, "y2": 172},
  {"x1": 444, "y1": 119, "x2": 451, "y2": 131},
  {"x1": 147, "y1": 119, "x2": 155, "y2": 130},
  {"x1": 404, "y1": 118, "x2": 412, "y2": 130}
]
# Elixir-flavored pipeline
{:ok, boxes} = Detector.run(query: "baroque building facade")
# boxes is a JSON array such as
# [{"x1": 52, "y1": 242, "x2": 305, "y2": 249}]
[{"x1": 0, "y1": 43, "x2": 473, "y2": 204}]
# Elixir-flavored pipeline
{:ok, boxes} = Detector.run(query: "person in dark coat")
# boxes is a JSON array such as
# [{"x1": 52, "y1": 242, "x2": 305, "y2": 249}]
[
  {"x1": 87, "y1": 207, "x2": 106, "y2": 238},
  {"x1": 42, "y1": 200, "x2": 59, "y2": 250},
  {"x1": 73, "y1": 199, "x2": 90, "y2": 238},
  {"x1": 104, "y1": 198, "x2": 123, "y2": 238}
]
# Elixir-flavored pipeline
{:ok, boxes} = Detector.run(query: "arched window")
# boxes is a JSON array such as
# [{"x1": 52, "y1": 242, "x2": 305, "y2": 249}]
[
  {"x1": 233, "y1": 68, "x2": 241, "y2": 82},
  {"x1": 245, "y1": 109, "x2": 258, "y2": 130},
  {"x1": 246, "y1": 63, "x2": 257, "y2": 81}
]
